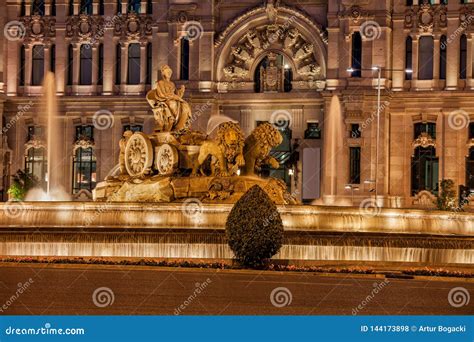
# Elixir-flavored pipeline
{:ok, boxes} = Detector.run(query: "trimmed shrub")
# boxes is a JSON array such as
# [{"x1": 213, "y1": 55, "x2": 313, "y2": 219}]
[{"x1": 226, "y1": 185, "x2": 284, "y2": 267}]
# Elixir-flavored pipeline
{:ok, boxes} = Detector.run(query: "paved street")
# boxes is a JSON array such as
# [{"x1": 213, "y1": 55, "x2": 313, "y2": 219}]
[{"x1": 0, "y1": 263, "x2": 472, "y2": 315}]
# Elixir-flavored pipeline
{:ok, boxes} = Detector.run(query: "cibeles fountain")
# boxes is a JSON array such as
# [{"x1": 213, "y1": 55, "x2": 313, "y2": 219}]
[
  {"x1": 0, "y1": 66, "x2": 473, "y2": 265},
  {"x1": 93, "y1": 65, "x2": 296, "y2": 205}
]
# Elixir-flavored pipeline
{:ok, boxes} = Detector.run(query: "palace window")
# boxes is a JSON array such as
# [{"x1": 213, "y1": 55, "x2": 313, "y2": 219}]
[
  {"x1": 351, "y1": 32, "x2": 362, "y2": 77},
  {"x1": 98, "y1": 44, "x2": 104, "y2": 85},
  {"x1": 257, "y1": 121, "x2": 291, "y2": 188},
  {"x1": 67, "y1": 44, "x2": 73, "y2": 86},
  {"x1": 128, "y1": 0, "x2": 140, "y2": 13},
  {"x1": 80, "y1": 44, "x2": 92, "y2": 85},
  {"x1": 469, "y1": 122, "x2": 474, "y2": 139},
  {"x1": 146, "y1": 0, "x2": 152, "y2": 14},
  {"x1": 50, "y1": 44, "x2": 56, "y2": 73},
  {"x1": 405, "y1": 36, "x2": 413, "y2": 80},
  {"x1": 99, "y1": 0, "x2": 104, "y2": 15},
  {"x1": 31, "y1": 0, "x2": 45, "y2": 15},
  {"x1": 31, "y1": 45, "x2": 45, "y2": 86},
  {"x1": 440, "y1": 35, "x2": 447, "y2": 80},
  {"x1": 51, "y1": 0, "x2": 56, "y2": 16},
  {"x1": 350, "y1": 124, "x2": 361, "y2": 138},
  {"x1": 254, "y1": 53, "x2": 292, "y2": 93},
  {"x1": 116, "y1": 44, "x2": 122, "y2": 85},
  {"x1": 73, "y1": 125, "x2": 95, "y2": 194},
  {"x1": 127, "y1": 43, "x2": 141, "y2": 85},
  {"x1": 411, "y1": 146, "x2": 439, "y2": 195},
  {"x1": 25, "y1": 147, "x2": 47, "y2": 187},
  {"x1": 69, "y1": 0, "x2": 74, "y2": 15},
  {"x1": 180, "y1": 38, "x2": 190, "y2": 80},
  {"x1": 27, "y1": 126, "x2": 44, "y2": 141},
  {"x1": 418, "y1": 36, "x2": 434, "y2": 80},
  {"x1": 19, "y1": 45, "x2": 25, "y2": 86},
  {"x1": 146, "y1": 43, "x2": 152, "y2": 84},
  {"x1": 21, "y1": 0, "x2": 26, "y2": 16},
  {"x1": 304, "y1": 122, "x2": 321, "y2": 139},
  {"x1": 406, "y1": 0, "x2": 413, "y2": 5},
  {"x1": 460, "y1": 34, "x2": 467, "y2": 80},
  {"x1": 80, "y1": 0, "x2": 93, "y2": 14},
  {"x1": 123, "y1": 124, "x2": 143, "y2": 133},
  {"x1": 414, "y1": 122, "x2": 436, "y2": 139},
  {"x1": 349, "y1": 147, "x2": 361, "y2": 184},
  {"x1": 467, "y1": 147, "x2": 474, "y2": 191}
]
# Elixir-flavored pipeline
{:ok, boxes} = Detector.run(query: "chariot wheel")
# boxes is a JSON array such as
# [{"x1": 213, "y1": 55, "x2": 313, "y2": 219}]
[
  {"x1": 124, "y1": 132, "x2": 153, "y2": 177},
  {"x1": 155, "y1": 143, "x2": 178, "y2": 175}
]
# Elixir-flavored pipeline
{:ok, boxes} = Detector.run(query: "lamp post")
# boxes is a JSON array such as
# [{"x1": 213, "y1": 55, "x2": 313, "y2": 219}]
[{"x1": 346, "y1": 66, "x2": 412, "y2": 204}]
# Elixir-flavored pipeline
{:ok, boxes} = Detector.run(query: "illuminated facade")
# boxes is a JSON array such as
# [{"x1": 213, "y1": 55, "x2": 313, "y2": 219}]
[{"x1": 0, "y1": 0, "x2": 474, "y2": 208}]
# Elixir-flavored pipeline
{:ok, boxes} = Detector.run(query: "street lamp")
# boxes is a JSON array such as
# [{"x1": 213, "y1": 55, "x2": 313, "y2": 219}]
[{"x1": 346, "y1": 66, "x2": 412, "y2": 205}]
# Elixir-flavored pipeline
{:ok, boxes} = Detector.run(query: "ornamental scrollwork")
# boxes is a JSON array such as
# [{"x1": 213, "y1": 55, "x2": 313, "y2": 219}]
[{"x1": 21, "y1": 15, "x2": 55, "y2": 45}]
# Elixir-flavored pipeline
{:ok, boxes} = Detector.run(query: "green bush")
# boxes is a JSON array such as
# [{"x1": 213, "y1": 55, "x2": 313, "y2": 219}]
[
  {"x1": 7, "y1": 170, "x2": 39, "y2": 201},
  {"x1": 226, "y1": 185, "x2": 284, "y2": 267},
  {"x1": 436, "y1": 179, "x2": 457, "y2": 211}
]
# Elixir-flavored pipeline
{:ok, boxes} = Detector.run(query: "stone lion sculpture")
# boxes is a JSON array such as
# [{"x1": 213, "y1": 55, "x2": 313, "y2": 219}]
[
  {"x1": 192, "y1": 122, "x2": 245, "y2": 177},
  {"x1": 242, "y1": 122, "x2": 283, "y2": 176}
]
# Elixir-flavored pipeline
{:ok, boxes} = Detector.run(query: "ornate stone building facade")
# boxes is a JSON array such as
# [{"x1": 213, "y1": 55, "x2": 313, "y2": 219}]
[{"x1": 0, "y1": 0, "x2": 474, "y2": 208}]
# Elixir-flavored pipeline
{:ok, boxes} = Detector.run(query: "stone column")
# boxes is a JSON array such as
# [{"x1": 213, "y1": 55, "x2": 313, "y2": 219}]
[
  {"x1": 72, "y1": 43, "x2": 80, "y2": 87},
  {"x1": 240, "y1": 108, "x2": 252, "y2": 135},
  {"x1": 91, "y1": 44, "x2": 99, "y2": 88},
  {"x1": 467, "y1": 33, "x2": 473, "y2": 80},
  {"x1": 433, "y1": 34, "x2": 440, "y2": 81},
  {"x1": 24, "y1": 45, "x2": 32, "y2": 88},
  {"x1": 291, "y1": 108, "x2": 304, "y2": 139},
  {"x1": 140, "y1": 42, "x2": 147, "y2": 85},
  {"x1": 55, "y1": 0, "x2": 67, "y2": 95},
  {"x1": 412, "y1": 35, "x2": 419, "y2": 81},
  {"x1": 44, "y1": 44, "x2": 51, "y2": 74},
  {"x1": 391, "y1": 20, "x2": 406, "y2": 90},
  {"x1": 6, "y1": 40, "x2": 18, "y2": 96},
  {"x1": 446, "y1": 18, "x2": 460, "y2": 90},
  {"x1": 102, "y1": 0, "x2": 116, "y2": 95},
  {"x1": 120, "y1": 42, "x2": 128, "y2": 89}
]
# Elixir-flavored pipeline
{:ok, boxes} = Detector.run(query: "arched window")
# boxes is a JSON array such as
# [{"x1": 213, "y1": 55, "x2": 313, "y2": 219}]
[
  {"x1": 460, "y1": 34, "x2": 467, "y2": 80},
  {"x1": 67, "y1": 44, "x2": 73, "y2": 86},
  {"x1": 405, "y1": 36, "x2": 413, "y2": 80},
  {"x1": 411, "y1": 146, "x2": 439, "y2": 195},
  {"x1": 127, "y1": 0, "x2": 140, "y2": 13},
  {"x1": 440, "y1": 35, "x2": 447, "y2": 80},
  {"x1": 25, "y1": 147, "x2": 47, "y2": 187},
  {"x1": 180, "y1": 38, "x2": 189, "y2": 80},
  {"x1": 80, "y1": 0, "x2": 93, "y2": 14},
  {"x1": 51, "y1": 0, "x2": 56, "y2": 16},
  {"x1": 50, "y1": 44, "x2": 56, "y2": 73},
  {"x1": 418, "y1": 36, "x2": 434, "y2": 80},
  {"x1": 127, "y1": 43, "x2": 140, "y2": 85},
  {"x1": 73, "y1": 125, "x2": 96, "y2": 193},
  {"x1": 31, "y1": 45, "x2": 45, "y2": 86},
  {"x1": 115, "y1": 44, "x2": 122, "y2": 85},
  {"x1": 351, "y1": 32, "x2": 362, "y2": 77},
  {"x1": 146, "y1": 42, "x2": 152, "y2": 85},
  {"x1": 19, "y1": 45, "x2": 25, "y2": 86},
  {"x1": 254, "y1": 53, "x2": 292, "y2": 93},
  {"x1": 98, "y1": 44, "x2": 104, "y2": 85},
  {"x1": 80, "y1": 45, "x2": 92, "y2": 85},
  {"x1": 31, "y1": 0, "x2": 45, "y2": 15},
  {"x1": 467, "y1": 147, "x2": 474, "y2": 191}
]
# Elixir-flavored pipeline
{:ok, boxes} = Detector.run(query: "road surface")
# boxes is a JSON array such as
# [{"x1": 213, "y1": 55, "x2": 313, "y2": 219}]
[{"x1": 0, "y1": 263, "x2": 472, "y2": 315}]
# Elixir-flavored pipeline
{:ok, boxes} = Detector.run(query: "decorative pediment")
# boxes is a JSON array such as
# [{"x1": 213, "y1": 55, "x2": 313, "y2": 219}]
[
  {"x1": 21, "y1": 15, "x2": 55, "y2": 45},
  {"x1": 459, "y1": 5, "x2": 474, "y2": 31},
  {"x1": 113, "y1": 13, "x2": 153, "y2": 43},
  {"x1": 222, "y1": 23, "x2": 321, "y2": 82},
  {"x1": 24, "y1": 136, "x2": 46, "y2": 153},
  {"x1": 73, "y1": 136, "x2": 95, "y2": 151},
  {"x1": 404, "y1": 1, "x2": 447, "y2": 33},
  {"x1": 66, "y1": 14, "x2": 104, "y2": 45},
  {"x1": 413, "y1": 132, "x2": 436, "y2": 149},
  {"x1": 412, "y1": 190, "x2": 436, "y2": 208}
]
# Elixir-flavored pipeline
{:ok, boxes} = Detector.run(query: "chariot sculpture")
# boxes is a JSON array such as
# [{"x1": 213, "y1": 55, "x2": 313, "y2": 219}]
[{"x1": 95, "y1": 65, "x2": 296, "y2": 204}]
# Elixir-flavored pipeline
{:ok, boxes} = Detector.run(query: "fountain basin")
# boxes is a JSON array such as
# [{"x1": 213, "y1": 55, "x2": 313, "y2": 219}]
[{"x1": 0, "y1": 202, "x2": 473, "y2": 264}]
